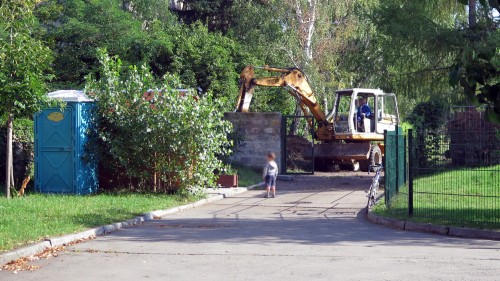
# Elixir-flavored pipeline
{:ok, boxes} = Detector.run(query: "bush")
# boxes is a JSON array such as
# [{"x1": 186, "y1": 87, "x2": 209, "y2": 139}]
[
  {"x1": 85, "y1": 50, "x2": 232, "y2": 193},
  {"x1": 407, "y1": 98, "x2": 448, "y2": 131},
  {"x1": 406, "y1": 99, "x2": 449, "y2": 168}
]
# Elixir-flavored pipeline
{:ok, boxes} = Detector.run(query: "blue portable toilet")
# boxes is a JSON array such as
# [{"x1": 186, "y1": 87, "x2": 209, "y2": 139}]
[{"x1": 34, "y1": 90, "x2": 98, "y2": 194}]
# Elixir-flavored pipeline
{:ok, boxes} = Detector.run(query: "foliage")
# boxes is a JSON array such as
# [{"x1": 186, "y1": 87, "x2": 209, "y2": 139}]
[
  {"x1": 167, "y1": 23, "x2": 249, "y2": 97},
  {"x1": 86, "y1": 50, "x2": 232, "y2": 193},
  {"x1": 0, "y1": 0, "x2": 53, "y2": 118},
  {"x1": 36, "y1": 0, "x2": 249, "y2": 110},
  {"x1": 29, "y1": 0, "x2": 499, "y2": 120},
  {"x1": 37, "y1": 0, "x2": 154, "y2": 88},
  {"x1": 448, "y1": 22, "x2": 500, "y2": 123},
  {"x1": 407, "y1": 99, "x2": 449, "y2": 167},
  {"x1": 407, "y1": 99, "x2": 449, "y2": 131},
  {"x1": 0, "y1": 0, "x2": 54, "y2": 197},
  {"x1": 355, "y1": 0, "x2": 466, "y2": 115},
  {"x1": 0, "y1": 192, "x2": 201, "y2": 251},
  {"x1": 368, "y1": 0, "x2": 499, "y2": 122}
]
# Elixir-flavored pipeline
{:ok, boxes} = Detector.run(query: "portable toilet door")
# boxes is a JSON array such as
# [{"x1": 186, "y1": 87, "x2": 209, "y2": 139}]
[{"x1": 34, "y1": 90, "x2": 98, "y2": 194}]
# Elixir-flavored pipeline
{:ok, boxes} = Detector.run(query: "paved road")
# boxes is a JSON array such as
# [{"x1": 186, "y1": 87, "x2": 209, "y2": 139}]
[{"x1": 2, "y1": 173, "x2": 499, "y2": 280}]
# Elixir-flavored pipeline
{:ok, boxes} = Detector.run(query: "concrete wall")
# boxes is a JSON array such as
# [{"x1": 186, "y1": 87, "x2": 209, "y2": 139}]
[{"x1": 224, "y1": 112, "x2": 282, "y2": 171}]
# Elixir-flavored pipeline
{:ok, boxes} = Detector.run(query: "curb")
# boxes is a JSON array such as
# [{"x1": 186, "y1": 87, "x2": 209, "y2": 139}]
[
  {"x1": 366, "y1": 211, "x2": 500, "y2": 241},
  {"x1": 0, "y1": 183, "x2": 263, "y2": 265},
  {"x1": 277, "y1": 175, "x2": 294, "y2": 181}
]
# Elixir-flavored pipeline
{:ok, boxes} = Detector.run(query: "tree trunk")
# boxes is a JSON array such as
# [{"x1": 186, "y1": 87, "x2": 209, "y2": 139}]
[
  {"x1": 304, "y1": 0, "x2": 316, "y2": 61},
  {"x1": 5, "y1": 113, "x2": 13, "y2": 198},
  {"x1": 10, "y1": 164, "x2": 14, "y2": 187},
  {"x1": 289, "y1": 104, "x2": 303, "y2": 136},
  {"x1": 292, "y1": 0, "x2": 317, "y2": 63},
  {"x1": 469, "y1": 0, "x2": 476, "y2": 28}
]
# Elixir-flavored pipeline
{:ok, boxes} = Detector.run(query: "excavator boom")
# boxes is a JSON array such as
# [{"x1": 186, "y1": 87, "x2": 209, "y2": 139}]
[{"x1": 235, "y1": 65, "x2": 327, "y2": 123}]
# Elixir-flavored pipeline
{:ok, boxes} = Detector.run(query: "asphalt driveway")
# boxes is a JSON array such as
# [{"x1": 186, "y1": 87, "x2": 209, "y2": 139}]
[{"x1": 1, "y1": 173, "x2": 499, "y2": 280}]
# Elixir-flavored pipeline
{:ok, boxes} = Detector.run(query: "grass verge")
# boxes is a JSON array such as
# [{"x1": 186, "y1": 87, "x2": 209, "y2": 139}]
[
  {"x1": 0, "y1": 192, "x2": 200, "y2": 252},
  {"x1": 233, "y1": 165, "x2": 262, "y2": 187},
  {"x1": 373, "y1": 165, "x2": 499, "y2": 230}
]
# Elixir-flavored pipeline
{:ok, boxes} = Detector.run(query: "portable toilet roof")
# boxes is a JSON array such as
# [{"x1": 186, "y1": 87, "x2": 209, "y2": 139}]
[{"x1": 47, "y1": 90, "x2": 94, "y2": 102}]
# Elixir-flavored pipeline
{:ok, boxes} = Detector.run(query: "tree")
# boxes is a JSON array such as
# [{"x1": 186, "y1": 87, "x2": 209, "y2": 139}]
[
  {"x1": 0, "y1": 0, "x2": 53, "y2": 198},
  {"x1": 36, "y1": 0, "x2": 252, "y2": 107},
  {"x1": 168, "y1": 23, "x2": 250, "y2": 97},
  {"x1": 365, "y1": 0, "x2": 499, "y2": 121},
  {"x1": 37, "y1": 0, "x2": 154, "y2": 88},
  {"x1": 450, "y1": 0, "x2": 500, "y2": 123}
]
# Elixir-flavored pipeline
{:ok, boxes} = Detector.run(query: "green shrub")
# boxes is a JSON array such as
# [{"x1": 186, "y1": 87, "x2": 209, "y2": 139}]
[
  {"x1": 407, "y1": 98, "x2": 448, "y2": 131},
  {"x1": 86, "y1": 50, "x2": 232, "y2": 193},
  {"x1": 406, "y1": 98, "x2": 449, "y2": 168}
]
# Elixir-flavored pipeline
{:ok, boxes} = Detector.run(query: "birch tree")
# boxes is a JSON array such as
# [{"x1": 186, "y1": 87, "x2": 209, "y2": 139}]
[{"x1": 292, "y1": 0, "x2": 317, "y2": 62}]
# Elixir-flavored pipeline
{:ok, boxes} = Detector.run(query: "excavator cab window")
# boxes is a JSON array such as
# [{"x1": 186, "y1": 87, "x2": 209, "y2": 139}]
[
  {"x1": 333, "y1": 94, "x2": 352, "y2": 133},
  {"x1": 376, "y1": 94, "x2": 399, "y2": 134}
]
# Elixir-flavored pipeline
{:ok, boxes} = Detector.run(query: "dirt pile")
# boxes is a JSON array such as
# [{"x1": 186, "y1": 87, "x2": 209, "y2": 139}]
[{"x1": 285, "y1": 136, "x2": 313, "y2": 172}]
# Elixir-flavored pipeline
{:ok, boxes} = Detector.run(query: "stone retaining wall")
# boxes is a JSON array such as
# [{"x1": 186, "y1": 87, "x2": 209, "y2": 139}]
[{"x1": 224, "y1": 112, "x2": 282, "y2": 171}]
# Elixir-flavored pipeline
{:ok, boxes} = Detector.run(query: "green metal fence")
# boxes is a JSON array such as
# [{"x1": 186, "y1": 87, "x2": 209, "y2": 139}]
[
  {"x1": 384, "y1": 126, "x2": 406, "y2": 206},
  {"x1": 383, "y1": 108, "x2": 500, "y2": 228},
  {"x1": 408, "y1": 127, "x2": 500, "y2": 228}
]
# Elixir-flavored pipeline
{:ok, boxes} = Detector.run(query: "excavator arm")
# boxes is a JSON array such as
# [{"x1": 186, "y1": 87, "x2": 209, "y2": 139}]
[{"x1": 235, "y1": 65, "x2": 327, "y2": 123}]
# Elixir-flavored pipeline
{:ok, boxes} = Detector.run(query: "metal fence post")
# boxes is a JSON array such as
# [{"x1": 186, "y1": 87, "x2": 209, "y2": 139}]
[
  {"x1": 408, "y1": 129, "x2": 414, "y2": 217},
  {"x1": 395, "y1": 126, "x2": 399, "y2": 193},
  {"x1": 311, "y1": 117, "x2": 315, "y2": 175},
  {"x1": 404, "y1": 135, "x2": 407, "y2": 183},
  {"x1": 281, "y1": 115, "x2": 286, "y2": 174},
  {"x1": 384, "y1": 129, "x2": 388, "y2": 205}
]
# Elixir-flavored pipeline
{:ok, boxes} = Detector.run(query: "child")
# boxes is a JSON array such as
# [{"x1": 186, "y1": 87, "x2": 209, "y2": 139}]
[{"x1": 263, "y1": 152, "x2": 278, "y2": 198}]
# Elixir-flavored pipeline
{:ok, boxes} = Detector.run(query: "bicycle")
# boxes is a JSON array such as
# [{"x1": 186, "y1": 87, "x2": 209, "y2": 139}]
[{"x1": 366, "y1": 164, "x2": 383, "y2": 214}]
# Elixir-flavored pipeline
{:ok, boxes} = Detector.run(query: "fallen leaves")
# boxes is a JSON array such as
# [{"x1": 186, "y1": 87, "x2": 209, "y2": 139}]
[
  {"x1": 0, "y1": 246, "x2": 64, "y2": 273},
  {"x1": 1, "y1": 236, "x2": 95, "y2": 273},
  {"x1": 1, "y1": 255, "x2": 41, "y2": 273}
]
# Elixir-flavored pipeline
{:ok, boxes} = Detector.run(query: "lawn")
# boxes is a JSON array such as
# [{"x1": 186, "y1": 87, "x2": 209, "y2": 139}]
[
  {"x1": 0, "y1": 166, "x2": 263, "y2": 253},
  {"x1": 0, "y1": 192, "x2": 200, "y2": 252},
  {"x1": 374, "y1": 164, "x2": 500, "y2": 230}
]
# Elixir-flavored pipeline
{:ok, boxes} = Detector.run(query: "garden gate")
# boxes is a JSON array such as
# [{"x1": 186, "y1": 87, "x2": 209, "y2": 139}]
[{"x1": 282, "y1": 115, "x2": 315, "y2": 174}]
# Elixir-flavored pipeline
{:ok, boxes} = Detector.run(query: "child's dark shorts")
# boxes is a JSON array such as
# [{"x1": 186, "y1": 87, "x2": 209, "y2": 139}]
[{"x1": 265, "y1": 175, "x2": 276, "y2": 187}]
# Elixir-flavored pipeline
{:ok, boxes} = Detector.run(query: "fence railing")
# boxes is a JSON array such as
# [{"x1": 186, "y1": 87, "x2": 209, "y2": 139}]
[
  {"x1": 384, "y1": 126, "x2": 406, "y2": 206},
  {"x1": 281, "y1": 115, "x2": 315, "y2": 175},
  {"x1": 408, "y1": 129, "x2": 500, "y2": 228},
  {"x1": 384, "y1": 107, "x2": 500, "y2": 229}
]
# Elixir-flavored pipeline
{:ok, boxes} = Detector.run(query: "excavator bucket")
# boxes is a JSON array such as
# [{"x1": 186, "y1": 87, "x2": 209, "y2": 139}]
[
  {"x1": 304, "y1": 142, "x2": 371, "y2": 161},
  {"x1": 235, "y1": 66, "x2": 256, "y2": 112}
]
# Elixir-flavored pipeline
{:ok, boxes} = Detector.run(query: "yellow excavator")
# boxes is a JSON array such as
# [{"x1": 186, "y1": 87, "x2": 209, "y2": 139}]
[{"x1": 235, "y1": 65, "x2": 400, "y2": 171}]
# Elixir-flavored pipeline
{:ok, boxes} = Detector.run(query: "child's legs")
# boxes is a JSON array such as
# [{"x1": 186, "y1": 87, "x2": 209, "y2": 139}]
[
  {"x1": 265, "y1": 175, "x2": 271, "y2": 195},
  {"x1": 271, "y1": 176, "x2": 276, "y2": 195}
]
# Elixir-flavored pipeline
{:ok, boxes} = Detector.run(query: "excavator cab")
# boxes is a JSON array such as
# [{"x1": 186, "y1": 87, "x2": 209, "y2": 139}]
[{"x1": 331, "y1": 89, "x2": 400, "y2": 141}]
